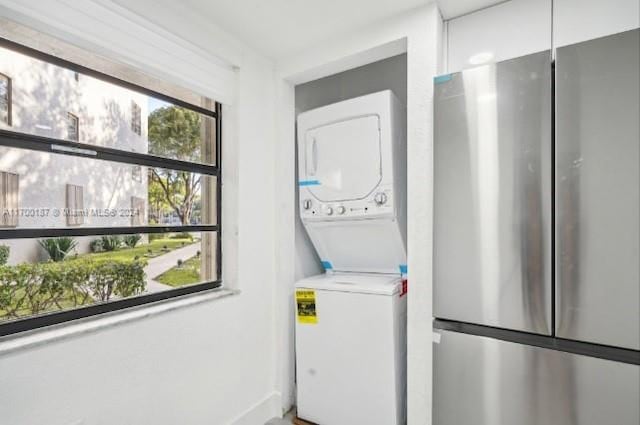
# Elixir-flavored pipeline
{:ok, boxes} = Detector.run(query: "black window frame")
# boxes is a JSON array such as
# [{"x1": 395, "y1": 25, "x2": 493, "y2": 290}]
[
  {"x1": 0, "y1": 72, "x2": 11, "y2": 126},
  {"x1": 0, "y1": 37, "x2": 223, "y2": 337}
]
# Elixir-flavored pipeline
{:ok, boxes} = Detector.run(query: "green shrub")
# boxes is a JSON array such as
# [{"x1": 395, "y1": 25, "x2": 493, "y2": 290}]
[
  {"x1": 0, "y1": 257, "x2": 147, "y2": 320},
  {"x1": 89, "y1": 238, "x2": 103, "y2": 253},
  {"x1": 38, "y1": 237, "x2": 78, "y2": 262},
  {"x1": 123, "y1": 234, "x2": 142, "y2": 248},
  {"x1": 0, "y1": 263, "x2": 66, "y2": 317},
  {"x1": 148, "y1": 233, "x2": 163, "y2": 242},
  {"x1": 170, "y1": 232, "x2": 193, "y2": 241},
  {"x1": 100, "y1": 235, "x2": 122, "y2": 251},
  {"x1": 0, "y1": 245, "x2": 9, "y2": 266}
]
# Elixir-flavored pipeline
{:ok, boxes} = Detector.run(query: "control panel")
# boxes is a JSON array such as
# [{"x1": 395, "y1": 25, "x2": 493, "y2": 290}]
[{"x1": 300, "y1": 185, "x2": 395, "y2": 221}]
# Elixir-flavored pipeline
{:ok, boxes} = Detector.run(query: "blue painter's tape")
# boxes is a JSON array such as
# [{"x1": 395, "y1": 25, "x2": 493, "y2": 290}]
[
  {"x1": 321, "y1": 261, "x2": 333, "y2": 270},
  {"x1": 434, "y1": 74, "x2": 452, "y2": 85},
  {"x1": 399, "y1": 264, "x2": 408, "y2": 274},
  {"x1": 299, "y1": 180, "x2": 321, "y2": 187}
]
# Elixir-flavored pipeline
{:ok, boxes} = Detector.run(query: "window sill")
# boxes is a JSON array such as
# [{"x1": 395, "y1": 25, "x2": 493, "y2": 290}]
[{"x1": 0, "y1": 288, "x2": 238, "y2": 356}]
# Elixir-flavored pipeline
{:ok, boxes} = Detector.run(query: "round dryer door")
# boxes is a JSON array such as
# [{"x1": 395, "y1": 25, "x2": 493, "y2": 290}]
[{"x1": 303, "y1": 115, "x2": 382, "y2": 202}]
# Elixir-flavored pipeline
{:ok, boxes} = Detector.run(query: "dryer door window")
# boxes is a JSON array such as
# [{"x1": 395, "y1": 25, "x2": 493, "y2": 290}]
[{"x1": 304, "y1": 115, "x2": 382, "y2": 202}]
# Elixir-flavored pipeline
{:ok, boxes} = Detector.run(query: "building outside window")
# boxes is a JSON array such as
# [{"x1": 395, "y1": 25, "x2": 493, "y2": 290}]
[
  {"x1": 0, "y1": 171, "x2": 19, "y2": 228},
  {"x1": 67, "y1": 112, "x2": 79, "y2": 141},
  {"x1": 131, "y1": 100, "x2": 142, "y2": 136},
  {"x1": 131, "y1": 196, "x2": 146, "y2": 226},
  {"x1": 66, "y1": 184, "x2": 84, "y2": 226},
  {"x1": 0, "y1": 31, "x2": 221, "y2": 336},
  {"x1": 0, "y1": 73, "x2": 10, "y2": 125}
]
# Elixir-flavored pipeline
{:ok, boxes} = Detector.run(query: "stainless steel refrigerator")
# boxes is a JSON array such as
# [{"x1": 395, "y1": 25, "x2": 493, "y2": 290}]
[{"x1": 433, "y1": 29, "x2": 639, "y2": 425}]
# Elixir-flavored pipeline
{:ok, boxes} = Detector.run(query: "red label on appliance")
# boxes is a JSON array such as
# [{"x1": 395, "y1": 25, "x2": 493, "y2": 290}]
[{"x1": 400, "y1": 279, "x2": 408, "y2": 297}]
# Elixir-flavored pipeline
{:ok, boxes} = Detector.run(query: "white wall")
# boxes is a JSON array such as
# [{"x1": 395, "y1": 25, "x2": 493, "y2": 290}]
[
  {"x1": 446, "y1": 0, "x2": 639, "y2": 72},
  {"x1": 446, "y1": 0, "x2": 551, "y2": 72},
  {"x1": 274, "y1": 5, "x2": 443, "y2": 423},
  {"x1": 0, "y1": 1, "x2": 282, "y2": 424},
  {"x1": 553, "y1": 0, "x2": 639, "y2": 47}
]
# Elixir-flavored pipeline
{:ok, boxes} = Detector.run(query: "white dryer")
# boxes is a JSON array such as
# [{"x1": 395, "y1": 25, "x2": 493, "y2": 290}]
[{"x1": 297, "y1": 90, "x2": 407, "y2": 274}]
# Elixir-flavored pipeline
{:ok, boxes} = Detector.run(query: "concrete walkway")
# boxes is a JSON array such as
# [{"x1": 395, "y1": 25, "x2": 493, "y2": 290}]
[{"x1": 144, "y1": 242, "x2": 200, "y2": 293}]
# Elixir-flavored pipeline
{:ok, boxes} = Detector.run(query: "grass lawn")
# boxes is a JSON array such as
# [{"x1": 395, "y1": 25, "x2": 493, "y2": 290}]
[
  {"x1": 155, "y1": 255, "x2": 201, "y2": 287},
  {"x1": 81, "y1": 237, "x2": 197, "y2": 262}
]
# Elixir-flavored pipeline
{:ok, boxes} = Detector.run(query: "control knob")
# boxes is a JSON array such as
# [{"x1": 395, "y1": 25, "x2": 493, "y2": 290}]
[
  {"x1": 302, "y1": 199, "x2": 313, "y2": 210},
  {"x1": 324, "y1": 206, "x2": 334, "y2": 216},
  {"x1": 374, "y1": 192, "x2": 388, "y2": 205},
  {"x1": 336, "y1": 206, "x2": 346, "y2": 215}
]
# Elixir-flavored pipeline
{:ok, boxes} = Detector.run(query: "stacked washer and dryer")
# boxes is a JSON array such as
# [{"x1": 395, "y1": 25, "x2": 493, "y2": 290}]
[{"x1": 294, "y1": 90, "x2": 408, "y2": 425}]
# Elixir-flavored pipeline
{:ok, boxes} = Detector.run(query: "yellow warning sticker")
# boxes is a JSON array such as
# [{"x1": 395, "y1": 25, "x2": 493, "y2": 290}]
[{"x1": 296, "y1": 290, "x2": 317, "y2": 324}]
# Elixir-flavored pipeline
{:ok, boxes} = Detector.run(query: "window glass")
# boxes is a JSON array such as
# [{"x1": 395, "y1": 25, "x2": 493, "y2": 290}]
[
  {"x1": 0, "y1": 35, "x2": 220, "y2": 334},
  {"x1": 0, "y1": 73, "x2": 10, "y2": 125},
  {"x1": 0, "y1": 171, "x2": 19, "y2": 227},
  {"x1": 0, "y1": 231, "x2": 217, "y2": 323},
  {"x1": 0, "y1": 146, "x2": 217, "y2": 230},
  {"x1": 131, "y1": 100, "x2": 141, "y2": 136},
  {"x1": 67, "y1": 112, "x2": 79, "y2": 141},
  {"x1": 0, "y1": 45, "x2": 216, "y2": 165},
  {"x1": 66, "y1": 184, "x2": 84, "y2": 226}
]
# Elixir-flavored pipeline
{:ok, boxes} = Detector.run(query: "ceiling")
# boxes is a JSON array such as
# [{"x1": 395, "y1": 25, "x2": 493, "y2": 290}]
[
  {"x1": 175, "y1": 0, "x2": 430, "y2": 59},
  {"x1": 437, "y1": 0, "x2": 507, "y2": 19},
  {"x1": 114, "y1": 0, "x2": 509, "y2": 61}
]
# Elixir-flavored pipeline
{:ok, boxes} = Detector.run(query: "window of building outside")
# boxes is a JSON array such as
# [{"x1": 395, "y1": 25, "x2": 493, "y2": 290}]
[
  {"x1": 0, "y1": 30, "x2": 221, "y2": 336},
  {"x1": 0, "y1": 73, "x2": 10, "y2": 125},
  {"x1": 67, "y1": 112, "x2": 79, "y2": 141},
  {"x1": 0, "y1": 171, "x2": 19, "y2": 227},
  {"x1": 66, "y1": 184, "x2": 84, "y2": 226},
  {"x1": 131, "y1": 100, "x2": 142, "y2": 136}
]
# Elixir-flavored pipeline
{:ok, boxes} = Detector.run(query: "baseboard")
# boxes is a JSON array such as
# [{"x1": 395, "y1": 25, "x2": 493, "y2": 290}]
[{"x1": 228, "y1": 391, "x2": 282, "y2": 425}]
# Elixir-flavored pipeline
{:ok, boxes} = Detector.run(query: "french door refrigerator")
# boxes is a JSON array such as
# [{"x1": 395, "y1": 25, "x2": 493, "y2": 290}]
[{"x1": 433, "y1": 29, "x2": 639, "y2": 425}]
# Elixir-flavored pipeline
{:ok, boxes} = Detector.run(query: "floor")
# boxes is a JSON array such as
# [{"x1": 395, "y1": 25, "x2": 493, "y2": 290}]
[{"x1": 265, "y1": 411, "x2": 295, "y2": 424}]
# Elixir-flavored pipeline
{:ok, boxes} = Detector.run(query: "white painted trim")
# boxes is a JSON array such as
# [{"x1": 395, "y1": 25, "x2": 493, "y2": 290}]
[
  {"x1": 228, "y1": 391, "x2": 282, "y2": 425},
  {"x1": 283, "y1": 38, "x2": 407, "y2": 85},
  {"x1": 0, "y1": 0, "x2": 236, "y2": 104},
  {"x1": 277, "y1": 5, "x2": 432, "y2": 84},
  {"x1": 0, "y1": 289, "x2": 238, "y2": 356},
  {"x1": 273, "y1": 77, "x2": 297, "y2": 413}
]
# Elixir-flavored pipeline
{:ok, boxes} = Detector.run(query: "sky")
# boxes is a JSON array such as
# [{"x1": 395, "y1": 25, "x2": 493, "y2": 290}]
[{"x1": 147, "y1": 97, "x2": 172, "y2": 113}]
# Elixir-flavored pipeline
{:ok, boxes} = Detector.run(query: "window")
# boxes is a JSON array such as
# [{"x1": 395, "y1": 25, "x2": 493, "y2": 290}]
[
  {"x1": 0, "y1": 32, "x2": 221, "y2": 337},
  {"x1": 0, "y1": 73, "x2": 10, "y2": 125},
  {"x1": 67, "y1": 112, "x2": 79, "y2": 141},
  {"x1": 0, "y1": 171, "x2": 19, "y2": 228},
  {"x1": 131, "y1": 196, "x2": 145, "y2": 226},
  {"x1": 131, "y1": 100, "x2": 142, "y2": 136},
  {"x1": 66, "y1": 184, "x2": 84, "y2": 226},
  {"x1": 132, "y1": 165, "x2": 143, "y2": 182}
]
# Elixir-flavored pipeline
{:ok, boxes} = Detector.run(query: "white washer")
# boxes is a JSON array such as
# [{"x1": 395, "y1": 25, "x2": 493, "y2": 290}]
[
  {"x1": 297, "y1": 90, "x2": 407, "y2": 274},
  {"x1": 295, "y1": 273, "x2": 407, "y2": 425}
]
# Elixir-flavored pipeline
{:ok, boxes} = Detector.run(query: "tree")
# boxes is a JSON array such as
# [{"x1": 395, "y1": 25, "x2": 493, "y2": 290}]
[{"x1": 148, "y1": 106, "x2": 202, "y2": 225}]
